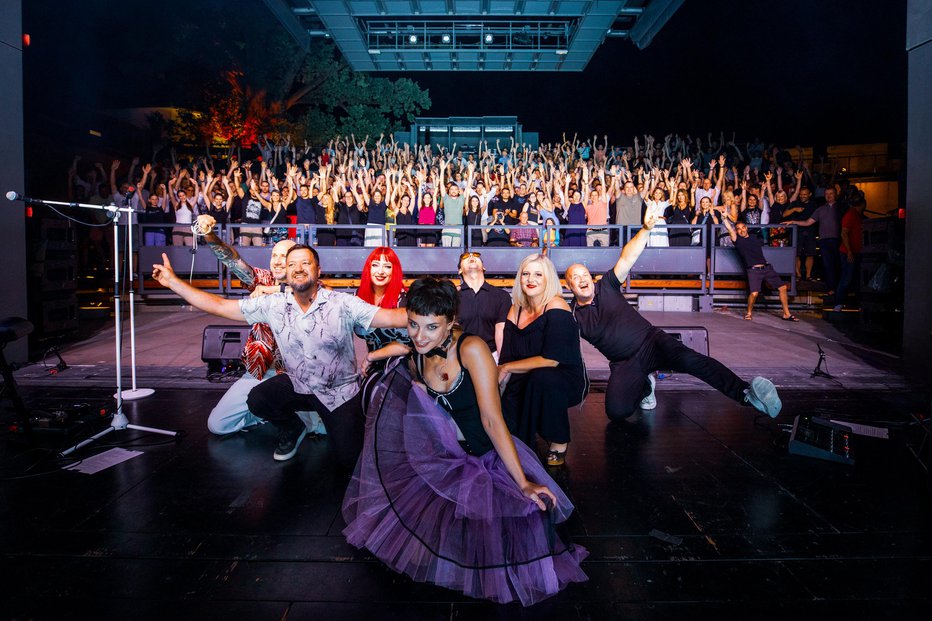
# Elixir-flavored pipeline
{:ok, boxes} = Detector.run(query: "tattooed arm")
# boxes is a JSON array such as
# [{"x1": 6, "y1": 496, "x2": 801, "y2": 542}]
[{"x1": 195, "y1": 214, "x2": 256, "y2": 288}]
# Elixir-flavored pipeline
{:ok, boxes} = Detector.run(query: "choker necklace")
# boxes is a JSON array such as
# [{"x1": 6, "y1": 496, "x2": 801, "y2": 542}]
[
  {"x1": 425, "y1": 333, "x2": 453, "y2": 359},
  {"x1": 426, "y1": 333, "x2": 453, "y2": 382}
]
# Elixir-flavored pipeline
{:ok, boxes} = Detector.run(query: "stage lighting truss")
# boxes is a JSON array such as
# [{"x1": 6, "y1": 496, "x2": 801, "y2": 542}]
[{"x1": 363, "y1": 19, "x2": 575, "y2": 52}]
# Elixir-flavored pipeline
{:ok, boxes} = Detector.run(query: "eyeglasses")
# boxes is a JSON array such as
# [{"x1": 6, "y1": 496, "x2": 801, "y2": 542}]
[{"x1": 459, "y1": 252, "x2": 481, "y2": 261}]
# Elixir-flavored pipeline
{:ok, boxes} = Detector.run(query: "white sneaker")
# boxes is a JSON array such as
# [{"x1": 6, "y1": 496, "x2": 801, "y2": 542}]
[
  {"x1": 296, "y1": 411, "x2": 327, "y2": 435},
  {"x1": 640, "y1": 374, "x2": 657, "y2": 410},
  {"x1": 745, "y1": 377, "x2": 782, "y2": 418}
]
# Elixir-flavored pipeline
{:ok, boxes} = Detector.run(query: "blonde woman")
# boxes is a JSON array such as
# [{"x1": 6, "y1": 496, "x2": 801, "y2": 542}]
[
  {"x1": 498, "y1": 254, "x2": 587, "y2": 466},
  {"x1": 316, "y1": 194, "x2": 337, "y2": 246}
]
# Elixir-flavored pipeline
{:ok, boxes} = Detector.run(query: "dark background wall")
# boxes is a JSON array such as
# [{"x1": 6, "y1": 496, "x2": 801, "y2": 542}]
[
  {"x1": 0, "y1": 0, "x2": 27, "y2": 362},
  {"x1": 904, "y1": 0, "x2": 932, "y2": 380}
]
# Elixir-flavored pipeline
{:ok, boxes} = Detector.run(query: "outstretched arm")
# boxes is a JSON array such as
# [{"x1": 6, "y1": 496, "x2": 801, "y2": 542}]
[{"x1": 151, "y1": 253, "x2": 246, "y2": 321}]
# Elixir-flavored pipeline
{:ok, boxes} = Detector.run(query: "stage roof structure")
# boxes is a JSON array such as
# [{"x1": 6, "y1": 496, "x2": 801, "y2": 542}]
[{"x1": 262, "y1": 0, "x2": 684, "y2": 72}]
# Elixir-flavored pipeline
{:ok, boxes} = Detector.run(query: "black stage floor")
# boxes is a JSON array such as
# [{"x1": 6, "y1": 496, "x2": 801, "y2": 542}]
[{"x1": 1, "y1": 384, "x2": 930, "y2": 620}]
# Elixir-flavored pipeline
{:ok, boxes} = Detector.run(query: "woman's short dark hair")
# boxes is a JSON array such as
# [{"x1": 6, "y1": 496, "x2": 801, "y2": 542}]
[{"x1": 406, "y1": 277, "x2": 459, "y2": 322}]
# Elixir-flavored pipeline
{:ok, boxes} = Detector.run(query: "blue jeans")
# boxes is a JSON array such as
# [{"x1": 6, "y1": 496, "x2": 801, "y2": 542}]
[{"x1": 835, "y1": 254, "x2": 860, "y2": 307}]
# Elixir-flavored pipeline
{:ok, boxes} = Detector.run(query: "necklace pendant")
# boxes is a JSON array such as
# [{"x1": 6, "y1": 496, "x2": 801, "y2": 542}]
[{"x1": 440, "y1": 372, "x2": 449, "y2": 382}]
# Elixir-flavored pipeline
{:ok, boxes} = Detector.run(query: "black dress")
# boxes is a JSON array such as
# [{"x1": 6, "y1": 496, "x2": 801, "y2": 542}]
[
  {"x1": 315, "y1": 200, "x2": 335, "y2": 247},
  {"x1": 415, "y1": 334, "x2": 494, "y2": 456},
  {"x1": 394, "y1": 211, "x2": 416, "y2": 247},
  {"x1": 465, "y1": 209, "x2": 484, "y2": 247},
  {"x1": 664, "y1": 205, "x2": 693, "y2": 247},
  {"x1": 499, "y1": 308, "x2": 587, "y2": 447}
]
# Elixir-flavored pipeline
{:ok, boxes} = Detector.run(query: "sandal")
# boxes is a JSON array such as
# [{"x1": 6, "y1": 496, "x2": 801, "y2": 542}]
[
  {"x1": 781, "y1": 314, "x2": 800, "y2": 322},
  {"x1": 744, "y1": 313, "x2": 753, "y2": 321},
  {"x1": 545, "y1": 449, "x2": 567, "y2": 467}
]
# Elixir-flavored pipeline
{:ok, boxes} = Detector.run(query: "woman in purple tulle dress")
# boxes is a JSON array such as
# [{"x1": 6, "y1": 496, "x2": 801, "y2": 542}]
[{"x1": 342, "y1": 278, "x2": 587, "y2": 606}]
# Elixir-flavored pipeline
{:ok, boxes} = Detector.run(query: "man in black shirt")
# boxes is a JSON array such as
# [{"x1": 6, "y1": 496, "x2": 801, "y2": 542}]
[
  {"x1": 295, "y1": 184, "x2": 317, "y2": 244},
  {"x1": 457, "y1": 251, "x2": 511, "y2": 358},
  {"x1": 725, "y1": 219, "x2": 798, "y2": 322},
  {"x1": 781, "y1": 186, "x2": 818, "y2": 280},
  {"x1": 496, "y1": 187, "x2": 519, "y2": 225},
  {"x1": 565, "y1": 215, "x2": 782, "y2": 422}
]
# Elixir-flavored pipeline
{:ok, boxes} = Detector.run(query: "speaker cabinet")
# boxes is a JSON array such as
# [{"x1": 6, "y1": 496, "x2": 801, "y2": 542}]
[{"x1": 201, "y1": 325, "x2": 250, "y2": 364}]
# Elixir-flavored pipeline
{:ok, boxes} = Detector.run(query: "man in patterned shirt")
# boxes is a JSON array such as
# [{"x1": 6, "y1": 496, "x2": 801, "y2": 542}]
[
  {"x1": 195, "y1": 215, "x2": 324, "y2": 437},
  {"x1": 152, "y1": 244, "x2": 408, "y2": 463}
]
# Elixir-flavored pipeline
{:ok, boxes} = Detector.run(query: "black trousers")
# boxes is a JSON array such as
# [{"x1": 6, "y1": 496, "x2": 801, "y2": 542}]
[
  {"x1": 820, "y1": 237, "x2": 841, "y2": 291},
  {"x1": 246, "y1": 373, "x2": 364, "y2": 468},
  {"x1": 606, "y1": 330, "x2": 750, "y2": 421}
]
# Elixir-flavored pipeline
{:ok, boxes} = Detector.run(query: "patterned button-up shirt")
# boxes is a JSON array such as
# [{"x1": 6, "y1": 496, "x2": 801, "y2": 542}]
[{"x1": 239, "y1": 288, "x2": 380, "y2": 410}]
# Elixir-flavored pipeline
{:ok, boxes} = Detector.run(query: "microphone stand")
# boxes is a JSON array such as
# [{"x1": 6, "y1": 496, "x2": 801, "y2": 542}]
[
  {"x1": 118, "y1": 191, "x2": 155, "y2": 401},
  {"x1": 4, "y1": 193, "x2": 179, "y2": 456}
]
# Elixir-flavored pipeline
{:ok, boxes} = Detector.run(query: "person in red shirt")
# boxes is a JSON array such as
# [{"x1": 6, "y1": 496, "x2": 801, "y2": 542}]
[{"x1": 835, "y1": 198, "x2": 865, "y2": 312}]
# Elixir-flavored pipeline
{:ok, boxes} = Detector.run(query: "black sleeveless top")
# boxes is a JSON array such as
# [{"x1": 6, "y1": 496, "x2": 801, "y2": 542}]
[{"x1": 415, "y1": 334, "x2": 494, "y2": 456}]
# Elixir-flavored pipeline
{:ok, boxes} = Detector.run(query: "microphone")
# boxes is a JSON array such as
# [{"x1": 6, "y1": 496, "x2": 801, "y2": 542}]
[{"x1": 6, "y1": 191, "x2": 48, "y2": 205}]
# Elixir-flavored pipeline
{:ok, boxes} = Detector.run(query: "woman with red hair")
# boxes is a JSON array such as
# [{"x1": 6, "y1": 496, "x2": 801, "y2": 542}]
[{"x1": 355, "y1": 247, "x2": 411, "y2": 375}]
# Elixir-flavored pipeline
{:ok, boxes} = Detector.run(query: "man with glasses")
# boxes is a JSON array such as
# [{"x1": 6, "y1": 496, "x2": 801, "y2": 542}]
[{"x1": 457, "y1": 251, "x2": 511, "y2": 359}]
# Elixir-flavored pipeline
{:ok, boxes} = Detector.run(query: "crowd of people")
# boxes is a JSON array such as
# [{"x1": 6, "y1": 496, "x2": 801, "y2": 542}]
[
  {"x1": 150, "y1": 210, "x2": 784, "y2": 606},
  {"x1": 52, "y1": 128, "x2": 874, "y2": 606},
  {"x1": 69, "y1": 130, "x2": 868, "y2": 310}
]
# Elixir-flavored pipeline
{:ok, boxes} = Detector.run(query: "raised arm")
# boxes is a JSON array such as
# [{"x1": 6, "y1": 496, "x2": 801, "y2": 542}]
[
  {"x1": 763, "y1": 171, "x2": 775, "y2": 205},
  {"x1": 789, "y1": 169, "x2": 803, "y2": 202},
  {"x1": 613, "y1": 213, "x2": 657, "y2": 281},
  {"x1": 195, "y1": 214, "x2": 256, "y2": 286},
  {"x1": 722, "y1": 213, "x2": 738, "y2": 243}
]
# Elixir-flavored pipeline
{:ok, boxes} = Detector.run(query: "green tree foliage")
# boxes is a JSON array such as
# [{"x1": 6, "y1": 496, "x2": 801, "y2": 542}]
[{"x1": 293, "y1": 42, "x2": 432, "y2": 142}]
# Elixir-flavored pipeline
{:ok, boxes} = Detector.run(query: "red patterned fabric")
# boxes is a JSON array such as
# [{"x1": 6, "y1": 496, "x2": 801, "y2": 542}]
[{"x1": 241, "y1": 267, "x2": 285, "y2": 379}]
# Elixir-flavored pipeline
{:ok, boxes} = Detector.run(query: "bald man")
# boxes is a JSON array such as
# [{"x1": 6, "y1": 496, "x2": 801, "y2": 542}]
[
  {"x1": 195, "y1": 215, "x2": 325, "y2": 436},
  {"x1": 564, "y1": 214, "x2": 782, "y2": 422}
]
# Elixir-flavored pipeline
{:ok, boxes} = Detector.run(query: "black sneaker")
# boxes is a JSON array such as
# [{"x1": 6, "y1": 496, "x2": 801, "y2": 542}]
[{"x1": 273, "y1": 422, "x2": 308, "y2": 461}]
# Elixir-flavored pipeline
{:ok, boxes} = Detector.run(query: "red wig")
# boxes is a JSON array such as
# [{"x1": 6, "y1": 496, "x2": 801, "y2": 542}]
[{"x1": 357, "y1": 246, "x2": 405, "y2": 308}]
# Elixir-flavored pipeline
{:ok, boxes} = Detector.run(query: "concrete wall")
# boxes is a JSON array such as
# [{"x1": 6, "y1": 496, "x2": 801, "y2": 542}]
[
  {"x1": 0, "y1": 0, "x2": 27, "y2": 361},
  {"x1": 904, "y1": 0, "x2": 932, "y2": 380}
]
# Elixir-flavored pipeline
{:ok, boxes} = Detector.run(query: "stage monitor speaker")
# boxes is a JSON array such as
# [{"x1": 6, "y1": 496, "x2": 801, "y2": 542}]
[
  {"x1": 660, "y1": 326, "x2": 710, "y2": 357},
  {"x1": 788, "y1": 414, "x2": 855, "y2": 466},
  {"x1": 201, "y1": 325, "x2": 250, "y2": 365}
]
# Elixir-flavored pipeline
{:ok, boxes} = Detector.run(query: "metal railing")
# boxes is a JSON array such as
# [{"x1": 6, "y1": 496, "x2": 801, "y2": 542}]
[{"x1": 135, "y1": 222, "x2": 800, "y2": 297}]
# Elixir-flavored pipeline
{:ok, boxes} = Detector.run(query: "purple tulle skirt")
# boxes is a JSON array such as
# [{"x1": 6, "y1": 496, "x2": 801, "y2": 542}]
[{"x1": 342, "y1": 361, "x2": 588, "y2": 606}]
